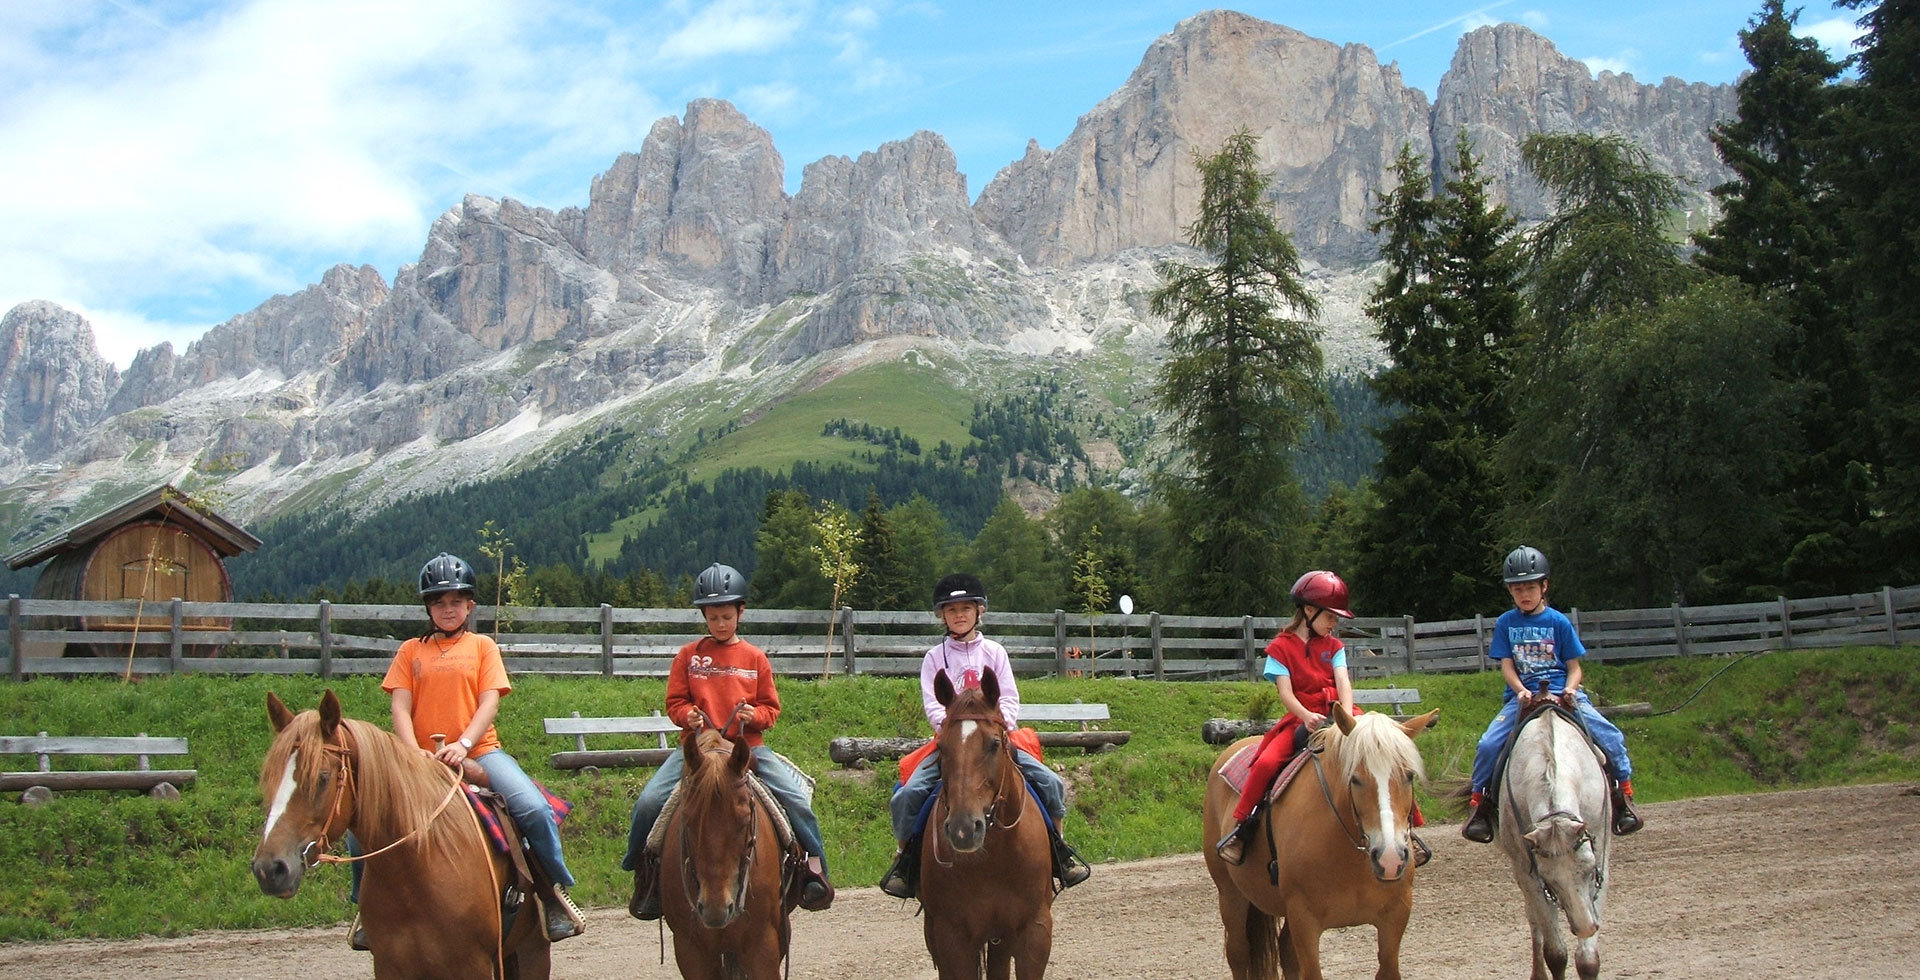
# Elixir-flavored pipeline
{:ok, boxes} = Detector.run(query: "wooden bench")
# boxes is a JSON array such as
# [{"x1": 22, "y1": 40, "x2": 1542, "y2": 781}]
[
  {"x1": 544, "y1": 711, "x2": 680, "y2": 770},
  {"x1": 1202, "y1": 687, "x2": 1423, "y2": 744},
  {"x1": 829, "y1": 701, "x2": 1130, "y2": 767},
  {"x1": 1, "y1": 733, "x2": 196, "y2": 799}
]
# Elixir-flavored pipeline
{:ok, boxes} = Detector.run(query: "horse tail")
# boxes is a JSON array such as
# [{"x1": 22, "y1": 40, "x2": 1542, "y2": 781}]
[{"x1": 1245, "y1": 904, "x2": 1282, "y2": 979}]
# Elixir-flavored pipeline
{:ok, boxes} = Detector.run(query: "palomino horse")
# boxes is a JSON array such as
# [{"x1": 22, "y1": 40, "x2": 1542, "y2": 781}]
[
  {"x1": 659, "y1": 726, "x2": 797, "y2": 980},
  {"x1": 1203, "y1": 703, "x2": 1440, "y2": 980},
  {"x1": 1496, "y1": 705, "x2": 1612, "y2": 980},
  {"x1": 251, "y1": 691, "x2": 550, "y2": 980},
  {"x1": 918, "y1": 668, "x2": 1054, "y2": 980}
]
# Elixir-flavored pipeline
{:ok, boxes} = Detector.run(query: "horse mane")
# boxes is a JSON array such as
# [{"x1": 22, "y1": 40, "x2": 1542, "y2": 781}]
[
  {"x1": 679, "y1": 729, "x2": 747, "y2": 824},
  {"x1": 1311, "y1": 711, "x2": 1426, "y2": 785},
  {"x1": 259, "y1": 709, "x2": 468, "y2": 862},
  {"x1": 940, "y1": 684, "x2": 1005, "y2": 728}
]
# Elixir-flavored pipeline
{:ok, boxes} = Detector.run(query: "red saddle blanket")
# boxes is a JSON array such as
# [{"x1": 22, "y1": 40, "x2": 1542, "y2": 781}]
[
  {"x1": 896, "y1": 727, "x2": 1045, "y2": 785},
  {"x1": 1217, "y1": 740, "x2": 1318, "y2": 805},
  {"x1": 464, "y1": 782, "x2": 571, "y2": 857}
]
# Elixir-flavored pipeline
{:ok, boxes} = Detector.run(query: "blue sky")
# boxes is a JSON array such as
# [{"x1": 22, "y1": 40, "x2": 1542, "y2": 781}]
[{"x1": 1, "y1": 0, "x2": 1867, "y2": 367}]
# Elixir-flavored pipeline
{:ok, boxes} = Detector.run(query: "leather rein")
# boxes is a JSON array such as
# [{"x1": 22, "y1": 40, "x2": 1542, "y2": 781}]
[{"x1": 307, "y1": 727, "x2": 465, "y2": 870}]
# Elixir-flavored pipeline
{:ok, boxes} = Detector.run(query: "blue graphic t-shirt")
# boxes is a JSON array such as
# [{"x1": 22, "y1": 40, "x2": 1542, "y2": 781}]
[{"x1": 1489, "y1": 605, "x2": 1586, "y2": 695}]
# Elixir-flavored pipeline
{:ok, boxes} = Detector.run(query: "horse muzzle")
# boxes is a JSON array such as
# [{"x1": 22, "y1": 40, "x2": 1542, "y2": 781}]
[
  {"x1": 1369, "y1": 840, "x2": 1410, "y2": 882},
  {"x1": 943, "y1": 813, "x2": 988, "y2": 853},
  {"x1": 251, "y1": 852, "x2": 306, "y2": 898}
]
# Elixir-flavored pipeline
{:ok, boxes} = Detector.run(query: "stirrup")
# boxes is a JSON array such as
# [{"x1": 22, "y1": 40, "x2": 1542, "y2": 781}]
[
  {"x1": 544, "y1": 884, "x2": 587, "y2": 941},
  {"x1": 1052, "y1": 838, "x2": 1092, "y2": 888},
  {"x1": 1613, "y1": 795, "x2": 1644, "y2": 836},
  {"x1": 799, "y1": 856, "x2": 835, "y2": 911},
  {"x1": 879, "y1": 845, "x2": 918, "y2": 900},
  {"x1": 1411, "y1": 832, "x2": 1432, "y2": 868},
  {"x1": 348, "y1": 911, "x2": 369, "y2": 951}
]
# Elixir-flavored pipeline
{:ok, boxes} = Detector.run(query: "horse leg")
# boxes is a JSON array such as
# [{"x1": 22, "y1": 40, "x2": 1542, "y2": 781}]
[
  {"x1": 1372, "y1": 899, "x2": 1410, "y2": 980},
  {"x1": 925, "y1": 920, "x2": 983, "y2": 980},
  {"x1": 1010, "y1": 911, "x2": 1054, "y2": 980},
  {"x1": 1280, "y1": 909, "x2": 1326, "y2": 980},
  {"x1": 669, "y1": 931, "x2": 726, "y2": 980},
  {"x1": 1572, "y1": 933, "x2": 1599, "y2": 980},
  {"x1": 1518, "y1": 894, "x2": 1567, "y2": 980},
  {"x1": 986, "y1": 940, "x2": 1013, "y2": 980},
  {"x1": 1276, "y1": 921, "x2": 1301, "y2": 980}
]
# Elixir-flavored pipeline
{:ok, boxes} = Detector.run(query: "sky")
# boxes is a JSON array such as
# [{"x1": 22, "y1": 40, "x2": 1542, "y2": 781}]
[{"x1": 0, "y1": 0, "x2": 1870, "y2": 368}]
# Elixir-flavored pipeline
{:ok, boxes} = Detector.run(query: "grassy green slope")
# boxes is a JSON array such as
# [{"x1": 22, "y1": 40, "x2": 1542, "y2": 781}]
[{"x1": 4, "y1": 648, "x2": 1911, "y2": 941}]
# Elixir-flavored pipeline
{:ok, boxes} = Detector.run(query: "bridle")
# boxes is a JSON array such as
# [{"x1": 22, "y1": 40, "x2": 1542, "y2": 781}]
[
  {"x1": 931, "y1": 714, "x2": 1024, "y2": 868},
  {"x1": 1520, "y1": 807, "x2": 1606, "y2": 910},
  {"x1": 305, "y1": 726, "x2": 465, "y2": 869},
  {"x1": 677, "y1": 764, "x2": 762, "y2": 926},
  {"x1": 1307, "y1": 747, "x2": 1416, "y2": 854}
]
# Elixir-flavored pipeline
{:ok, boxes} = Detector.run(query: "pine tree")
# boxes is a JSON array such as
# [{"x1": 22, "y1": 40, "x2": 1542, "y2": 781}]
[
  {"x1": 1356, "y1": 136, "x2": 1522, "y2": 619},
  {"x1": 850, "y1": 491, "x2": 913, "y2": 610},
  {"x1": 1150, "y1": 130, "x2": 1326, "y2": 616},
  {"x1": 1692, "y1": 0, "x2": 1863, "y2": 596}
]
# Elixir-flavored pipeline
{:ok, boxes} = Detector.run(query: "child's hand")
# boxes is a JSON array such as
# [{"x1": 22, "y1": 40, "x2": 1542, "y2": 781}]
[
  {"x1": 1304, "y1": 711, "x2": 1327, "y2": 730},
  {"x1": 732, "y1": 702, "x2": 755, "y2": 729}
]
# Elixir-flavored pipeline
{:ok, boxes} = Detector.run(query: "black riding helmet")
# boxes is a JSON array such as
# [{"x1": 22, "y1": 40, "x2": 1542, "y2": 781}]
[
  {"x1": 1503, "y1": 546, "x2": 1550, "y2": 584},
  {"x1": 418, "y1": 553, "x2": 477, "y2": 598},
  {"x1": 693, "y1": 562, "x2": 748, "y2": 607},
  {"x1": 932, "y1": 572, "x2": 988, "y2": 610}
]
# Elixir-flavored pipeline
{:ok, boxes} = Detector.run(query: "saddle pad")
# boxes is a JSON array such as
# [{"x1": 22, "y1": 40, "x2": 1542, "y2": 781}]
[
  {"x1": 464, "y1": 781, "x2": 571, "y2": 857},
  {"x1": 1216, "y1": 740, "x2": 1317, "y2": 805},
  {"x1": 903, "y1": 777, "x2": 1054, "y2": 839},
  {"x1": 647, "y1": 770, "x2": 799, "y2": 854}
]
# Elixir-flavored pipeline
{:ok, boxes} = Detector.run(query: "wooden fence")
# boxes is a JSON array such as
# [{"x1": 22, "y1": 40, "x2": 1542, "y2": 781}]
[{"x1": 4, "y1": 585, "x2": 1916, "y2": 682}]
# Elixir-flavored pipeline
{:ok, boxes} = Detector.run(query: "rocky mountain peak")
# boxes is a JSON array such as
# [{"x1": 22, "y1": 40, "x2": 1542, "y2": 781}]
[{"x1": 0, "y1": 301, "x2": 118, "y2": 465}]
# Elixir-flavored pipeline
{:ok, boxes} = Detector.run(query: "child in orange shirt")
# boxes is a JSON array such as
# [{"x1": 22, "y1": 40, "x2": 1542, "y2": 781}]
[{"x1": 622, "y1": 562, "x2": 833, "y2": 919}]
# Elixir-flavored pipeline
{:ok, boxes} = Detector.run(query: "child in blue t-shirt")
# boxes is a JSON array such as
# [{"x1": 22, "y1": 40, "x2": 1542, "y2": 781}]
[{"x1": 1462, "y1": 546, "x2": 1643, "y2": 842}]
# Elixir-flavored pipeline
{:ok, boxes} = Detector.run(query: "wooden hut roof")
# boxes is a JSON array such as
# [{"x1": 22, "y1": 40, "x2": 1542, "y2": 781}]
[{"x1": 5, "y1": 484, "x2": 263, "y2": 570}]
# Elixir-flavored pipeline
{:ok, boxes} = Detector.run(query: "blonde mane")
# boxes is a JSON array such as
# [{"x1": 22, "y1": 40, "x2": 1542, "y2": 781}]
[
  {"x1": 1310, "y1": 710, "x2": 1427, "y2": 786},
  {"x1": 258, "y1": 709, "x2": 469, "y2": 862}
]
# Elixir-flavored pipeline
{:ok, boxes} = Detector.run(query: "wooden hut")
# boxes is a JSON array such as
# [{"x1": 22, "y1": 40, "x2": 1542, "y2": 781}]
[{"x1": 5, "y1": 485, "x2": 262, "y2": 657}]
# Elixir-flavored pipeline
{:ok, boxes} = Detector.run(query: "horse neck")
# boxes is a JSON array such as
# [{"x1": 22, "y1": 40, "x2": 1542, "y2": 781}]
[
  {"x1": 345, "y1": 724, "x2": 466, "y2": 855},
  {"x1": 1515, "y1": 713, "x2": 1601, "y2": 826}
]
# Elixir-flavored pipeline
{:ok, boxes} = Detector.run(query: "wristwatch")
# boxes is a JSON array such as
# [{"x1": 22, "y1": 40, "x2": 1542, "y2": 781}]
[{"x1": 458, "y1": 737, "x2": 474, "y2": 750}]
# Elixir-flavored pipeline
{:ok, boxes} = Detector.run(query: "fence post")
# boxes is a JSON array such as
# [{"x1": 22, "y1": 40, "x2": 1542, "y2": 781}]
[
  {"x1": 1778, "y1": 595, "x2": 1793, "y2": 649},
  {"x1": 317, "y1": 600, "x2": 333, "y2": 680},
  {"x1": 1672, "y1": 603, "x2": 1689, "y2": 657},
  {"x1": 1884, "y1": 586, "x2": 1899, "y2": 646},
  {"x1": 841, "y1": 607, "x2": 858, "y2": 676},
  {"x1": 1474, "y1": 613, "x2": 1488, "y2": 671},
  {"x1": 600, "y1": 604, "x2": 614, "y2": 678},
  {"x1": 8, "y1": 595, "x2": 21, "y2": 682},
  {"x1": 1242, "y1": 616, "x2": 1258, "y2": 681},
  {"x1": 1054, "y1": 610, "x2": 1067, "y2": 676},
  {"x1": 1150, "y1": 611, "x2": 1164, "y2": 681},
  {"x1": 1403, "y1": 615, "x2": 1417, "y2": 673},
  {"x1": 169, "y1": 598, "x2": 184, "y2": 675}
]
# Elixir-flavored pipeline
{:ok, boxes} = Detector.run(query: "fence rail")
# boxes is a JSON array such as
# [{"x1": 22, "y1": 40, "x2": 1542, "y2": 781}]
[{"x1": 5, "y1": 586, "x2": 1916, "y2": 682}]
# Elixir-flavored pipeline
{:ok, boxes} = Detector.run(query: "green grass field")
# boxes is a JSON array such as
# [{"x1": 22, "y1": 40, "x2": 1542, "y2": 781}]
[{"x1": 0, "y1": 647, "x2": 1914, "y2": 942}]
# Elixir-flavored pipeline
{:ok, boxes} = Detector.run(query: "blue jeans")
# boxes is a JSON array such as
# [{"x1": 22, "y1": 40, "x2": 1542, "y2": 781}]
[
  {"x1": 1470, "y1": 690, "x2": 1632, "y2": 793},
  {"x1": 621, "y1": 745, "x2": 827, "y2": 873},
  {"x1": 889, "y1": 746, "x2": 1066, "y2": 843},
  {"x1": 349, "y1": 747, "x2": 574, "y2": 901}
]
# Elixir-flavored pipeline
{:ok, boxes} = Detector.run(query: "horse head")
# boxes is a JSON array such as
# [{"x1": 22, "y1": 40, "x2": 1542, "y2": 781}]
[
  {"x1": 677, "y1": 726, "x2": 759, "y2": 929},
  {"x1": 932, "y1": 667, "x2": 1014, "y2": 853},
  {"x1": 253, "y1": 691, "x2": 358, "y2": 898},
  {"x1": 1321, "y1": 703, "x2": 1439, "y2": 882},
  {"x1": 1524, "y1": 813, "x2": 1604, "y2": 939}
]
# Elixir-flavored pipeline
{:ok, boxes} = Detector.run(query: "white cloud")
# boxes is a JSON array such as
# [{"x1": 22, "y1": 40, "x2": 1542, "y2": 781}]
[
  {"x1": 1801, "y1": 15, "x2": 1867, "y2": 57},
  {"x1": 737, "y1": 81, "x2": 805, "y2": 121},
  {"x1": 0, "y1": 0, "x2": 670, "y2": 365},
  {"x1": 1581, "y1": 53, "x2": 1637, "y2": 78},
  {"x1": 657, "y1": 0, "x2": 812, "y2": 61},
  {"x1": 1463, "y1": 11, "x2": 1500, "y2": 31},
  {"x1": 1519, "y1": 10, "x2": 1549, "y2": 31}
]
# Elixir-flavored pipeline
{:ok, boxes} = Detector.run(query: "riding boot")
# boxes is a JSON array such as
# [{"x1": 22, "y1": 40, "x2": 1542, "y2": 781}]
[
  {"x1": 1214, "y1": 811, "x2": 1261, "y2": 867},
  {"x1": 879, "y1": 838, "x2": 920, "y2": 899},
  {"x1": 1049, "y1": 823, "x2": 1092, "y2": 889},
  {"x1": 629, "y1": 851, "x2": 663, "y2": 920},
  {"x1": 540, "y1": 882, "x2": 587, "y2": 941},
  {"x1": 798, "y1": 854, "x2": 835, "y2": 911},
  {"x1": 1612, "y1": 780, "x2": 1644, "y2": 836},
  {"x1": 347, "y1": 911, "x2": 369, "y2": 952},
  {"x1": 1462, "y1": 791, "x2": 1497, "y2": 843},
  {"x1": 1410, "y1": 832, "x2": 1433, "y2": 868}
]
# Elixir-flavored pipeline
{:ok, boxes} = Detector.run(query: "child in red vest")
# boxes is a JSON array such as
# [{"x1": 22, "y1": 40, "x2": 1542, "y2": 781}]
[{"x1": 1214, "y1": 570, "x2": 1430, "y2": 866}]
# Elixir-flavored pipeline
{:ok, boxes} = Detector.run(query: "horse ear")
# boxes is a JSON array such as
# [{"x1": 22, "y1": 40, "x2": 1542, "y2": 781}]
[
  {"x1": 980, "y1": 667, "x2": 1001, "y2": 706},
  {"x1": 318, "y1": 689, "x2": 342, "y2": 739},
  {"x1": 934, "y1": 668, "x2": 956, "y2": 707},
  {"x1": 1400, "y1": 708, "x2": 1441, "y2": 739},
  {"x1": 729, "y1": 732, "x2": 752, "y2": 776},
  {"x1": 1333, "y1": 700, "x2": 1356, "y2": 734},
  {"x1": 683, "y1": 727, "x2": 703, "y2": 772},
  {"x1": 266, "y1": 692, "x2": 294, "y2": 732}
]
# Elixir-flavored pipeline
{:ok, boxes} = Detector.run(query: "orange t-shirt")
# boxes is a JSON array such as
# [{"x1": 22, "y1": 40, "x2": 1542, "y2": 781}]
[
  {"x1": 664, "y1": 636, "x2": 779, "y2": 748},
  {"x1": 382, "y1": 631, "x2": 509, "y2": 757}
]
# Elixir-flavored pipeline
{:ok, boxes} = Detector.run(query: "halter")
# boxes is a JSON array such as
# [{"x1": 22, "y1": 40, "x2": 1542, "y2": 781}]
[
  {"x1": 307, "y1": 726, "x2": 465, "y2": 869},
  {"x1": 1520, "y1": 808, "x2": 1606, "y2": 910},
  {"x1": 677, "y1": 773, "x2": 760, "y2": 925},
  {"x1": 1307, "y1": 743, "x2": 1416, "y2": 854}
]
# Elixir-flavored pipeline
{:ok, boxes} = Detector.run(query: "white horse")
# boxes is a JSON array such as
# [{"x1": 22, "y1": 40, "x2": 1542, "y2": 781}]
[{"x1": 1496, "y1": 707, "x2": 1612, "y2": 980}]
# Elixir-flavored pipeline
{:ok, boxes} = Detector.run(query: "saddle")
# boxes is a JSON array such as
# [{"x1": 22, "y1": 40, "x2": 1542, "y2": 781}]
[
  {"x1": 460, "y1": 785, "x2": 550, "y2": 930},
  {"x1": 647, "y1": 764, "x2": 805, "y2": 856},
  {"x1": 1217, "y1": 737, "x2": 1318, "y2": 805},
  {"x1": 1488, "y1": 699, "x2": 1611, "y2": 801}
]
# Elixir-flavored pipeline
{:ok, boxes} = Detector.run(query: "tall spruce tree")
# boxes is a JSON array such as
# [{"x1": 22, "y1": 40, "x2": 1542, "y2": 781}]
[
  {"x1": 1150, "y1": 130, "x2": 1326, "y2": 616},
  {"x1": 850, "y1": 491, "x2": 913, "y2": 610},
  {"x1": 1831, "y1": 0, "x2": 1920, "y2": 585},
  {"x1": 1693, "y1": 0, "x2": 1865, "y2": 596},
  {"x1": 1357, "y1": 137, "x2": 1522, "y2": 619}
]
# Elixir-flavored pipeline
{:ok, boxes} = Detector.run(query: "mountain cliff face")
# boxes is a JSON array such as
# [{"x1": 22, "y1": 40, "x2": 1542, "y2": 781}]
[{"x1": 0, "y1": 12, "x2": 1738, "y2": 537}]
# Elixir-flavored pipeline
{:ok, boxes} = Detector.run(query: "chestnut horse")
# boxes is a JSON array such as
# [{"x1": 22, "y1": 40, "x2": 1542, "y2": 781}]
[
  {"x1": 1203, "y1": 703, "x2": 1440, "y2": 980},
  {"x1": 251, "y1": 691, "x2": 550, "y2": 980},
  {"x1": 660, "y1": 726, "x2": 796, "y2": 980},
  {"x1": 918, "y1": 668, "x2": 1054, "y2": 980}
]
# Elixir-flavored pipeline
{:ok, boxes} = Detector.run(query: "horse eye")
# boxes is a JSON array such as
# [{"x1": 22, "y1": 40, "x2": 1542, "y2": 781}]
[{"x1": 987, "y1": 737, "x2": 1001, "y2": 752}]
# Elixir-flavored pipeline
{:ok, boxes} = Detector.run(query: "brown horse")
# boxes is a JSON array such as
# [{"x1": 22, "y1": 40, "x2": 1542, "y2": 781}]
[
  {"x1": 918, "y1": 668, "x2": 1054, "y2": 980},
  {"x1": 1202, "y1": 703, "x2": 1440, "y2": 980},
  {"x1": 251, "y1": 691, "x2": 550, "y2": 980},
  {"x1": 659, "y1": 726, "x2": 796, "y2": 980}
]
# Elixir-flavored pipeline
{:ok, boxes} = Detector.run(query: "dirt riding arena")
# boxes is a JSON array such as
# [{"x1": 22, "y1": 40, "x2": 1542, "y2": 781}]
[{"x1": 3, "y1": 783, "x2": 1915, "y2": 979}]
